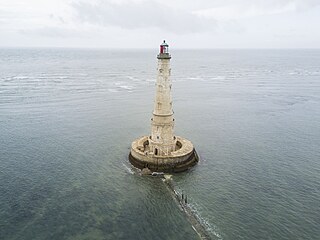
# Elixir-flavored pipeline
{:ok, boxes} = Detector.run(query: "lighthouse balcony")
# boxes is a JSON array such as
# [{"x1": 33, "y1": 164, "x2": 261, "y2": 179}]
[
  {"x1": 157, "y1": 53, "x2": 171, "y2": 59},
  {"x1": 130, "y1": 135, "x2": 198, "y2": 172}
]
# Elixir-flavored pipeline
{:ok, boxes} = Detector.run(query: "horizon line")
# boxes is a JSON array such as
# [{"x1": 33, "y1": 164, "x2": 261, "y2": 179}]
[{"x1": 0, "y1": 46, "x2": 319, "y2": 50}]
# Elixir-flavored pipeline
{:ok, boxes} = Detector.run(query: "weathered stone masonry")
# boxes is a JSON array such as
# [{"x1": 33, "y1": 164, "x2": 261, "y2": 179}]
[{"x1": 129, "y1": 41, "x2": 198, "y2": 173}]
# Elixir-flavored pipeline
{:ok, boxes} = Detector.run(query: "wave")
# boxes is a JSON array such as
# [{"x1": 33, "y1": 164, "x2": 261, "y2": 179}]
[
  {"x1": 122, "y1": 163, "x2": 134, "y2": 175},
  {"x1": 288, "y1": 70, "x2": 320, "y2": 76},
  {"x1": 188, "y1": 203, "x2": 223, "y2": 240},
  {"x1": 211, "y1": 76, "x2": 226, "y2": 81},
  {"x1": 163, "y1": 177, "x2": 222, "y2": 240},
  {"x1": 187, "y1": 77, "x2": 202, "y2": 80},
  {"x1": 126, "y1": 76, "x2": 141, "y2": 82},
  {"x1": 118, "y1": 85, "x2": 135, "y2": 90},
  {"x1": 145, "y1": 79, "x2": 156, "y2": 83},
  {"x1": 12, "y1": 76, "x2": 30, "y2": 80},
  {"x1": 108, "y1": 88, "x2": 119, "y2": 93}
]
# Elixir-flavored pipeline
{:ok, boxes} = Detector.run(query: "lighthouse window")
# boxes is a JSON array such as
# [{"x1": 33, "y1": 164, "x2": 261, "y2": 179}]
[
  {"x1": 159, "y1": 69, "x2": 163, "y2": 73},
  {"x1": 157, "y1": 102, "x2": 161, "y2": 110},
  {"x1": 157, "y1": 136, "x2": 159, "y2": 139}
]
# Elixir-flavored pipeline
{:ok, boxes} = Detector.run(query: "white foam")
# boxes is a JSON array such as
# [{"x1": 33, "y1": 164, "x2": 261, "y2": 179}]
[
  {"x1": 289, "y1": 71, "x2": 300, "y2": 75},
  {"x1": 37, "y1": 76, "x2": 69, "y2": 79},
  {"x1": 118, "y1": 85, "x2": 134, "y2": 90},
  {"x1": 12, "y1": 76, "x2": 30, "y2": 80},
  {"x1": 187, "y1": 77, "x2": 202, "y2": 80},
  {"x1": 188, "y1": 203, "x2": 223, "y2": 240},
  {"x1": 126, "y1": 76, "x2": 141, "y2": 82},
  {"x1": 122, "y1": 163, "x2": 134, "y2": 174},
  {"x1": 307, "y1": 71, "x2": 320, "y2": 76},
  {"x1": 146, "y1": 79, "x2": 156, "y2": 82},
  {"x1": 151, "y1": 172, "x2": 164, "y2": 176},
  {"x1": 289, "y1": 70, "x2": 320, "y2": 76},
  {"x1": 114, "y1": 81, "x2": 125, "y2": 86},
  {"x1": 108, "y1": 88, "x2": 119, "y2": 93},
  {"x1": 211, "y1": 76, "x2": 226, "y2": 80}
]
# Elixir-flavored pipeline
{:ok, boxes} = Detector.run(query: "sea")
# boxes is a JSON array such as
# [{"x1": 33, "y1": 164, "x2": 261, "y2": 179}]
[{"x1": 0, "y1": 48, "x2": 319, "y2": 240}]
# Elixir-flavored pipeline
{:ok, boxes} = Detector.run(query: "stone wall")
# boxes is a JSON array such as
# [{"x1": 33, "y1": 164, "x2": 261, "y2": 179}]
[{"x1": 130, "y1": 135, "x2": 198, "y2": 172}]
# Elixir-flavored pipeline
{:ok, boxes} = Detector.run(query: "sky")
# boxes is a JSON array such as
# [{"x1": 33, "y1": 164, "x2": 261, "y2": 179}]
[{"x1": 0, "y1": 0, "x2": 319, "y2": 48}]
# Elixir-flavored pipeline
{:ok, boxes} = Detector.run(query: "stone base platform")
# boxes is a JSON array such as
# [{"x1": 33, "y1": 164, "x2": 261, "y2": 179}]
[{"x1": 129, "y1": 136, "x2": 199, "y2": 173}]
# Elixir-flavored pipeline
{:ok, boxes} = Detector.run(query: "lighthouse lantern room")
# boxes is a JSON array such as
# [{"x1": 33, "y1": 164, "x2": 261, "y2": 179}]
[
  {"x1": 158, "y1": 40, "x2": 171, "y2": 59},
  {"x1": 160, "y1": 40, "x2": 169, "y2": 53}
]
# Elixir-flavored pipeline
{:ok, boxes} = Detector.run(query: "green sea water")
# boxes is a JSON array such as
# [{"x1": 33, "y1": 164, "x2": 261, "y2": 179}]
[{"x1": 0, "y1": 49, "x2": 319, "y2": 239}]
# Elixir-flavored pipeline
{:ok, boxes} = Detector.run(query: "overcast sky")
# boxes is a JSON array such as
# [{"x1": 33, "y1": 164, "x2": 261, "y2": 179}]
[{"x1": 0, "y1": 0, "x2": 319, "y2": 48}]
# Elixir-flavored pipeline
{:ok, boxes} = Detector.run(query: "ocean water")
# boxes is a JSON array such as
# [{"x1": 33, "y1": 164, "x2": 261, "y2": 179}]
[{"x1": 0, "y1": 49, "x2": 319, "y2": 240}]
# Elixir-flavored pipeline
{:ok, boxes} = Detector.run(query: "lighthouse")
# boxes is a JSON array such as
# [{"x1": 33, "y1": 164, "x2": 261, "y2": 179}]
[
  {"x1": 149, "y1": 40, "x2": 175, "y2": 156},
  {"x1": 129, "y1": 41, "x2": 198, "y2": 173}
]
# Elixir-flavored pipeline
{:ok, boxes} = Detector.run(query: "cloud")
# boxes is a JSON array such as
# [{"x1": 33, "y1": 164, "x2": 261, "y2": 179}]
[
  {"x1": 18, "y1": 27, "x2": 89, "y2": 38},
  {"x1": 0, "y1": 0, "x2": 319, "y2": 48},
  {"x1": 193, "y1": 0, "x2": 320, "y2": 20},
  {"x1": 71, "y1": 0, "x2": 216, "y2": 34}
]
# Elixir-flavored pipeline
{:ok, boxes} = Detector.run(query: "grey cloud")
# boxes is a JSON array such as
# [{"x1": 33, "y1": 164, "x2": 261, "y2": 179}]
[
  {"x1": 158, "y1": 0, "x2": 320, "y2": 11},
  {"x1": 49, "y1": 14, "x2": 66, "y2": 24},
  {"x1": 71, "y1": 0, "x2": 216, "y2": 34},
  {"x1": 0, "y1": 9, "x2": 14, "y2": 23},
  {"x1": 18, "y1": 27, "x2": 89, "y2": 38},
  {"x1": 192, "y1": 0, "x2": 320, "y2": 13},
  {"x1": 238, "y1": 0, "x2": 319, "y2": 11}
]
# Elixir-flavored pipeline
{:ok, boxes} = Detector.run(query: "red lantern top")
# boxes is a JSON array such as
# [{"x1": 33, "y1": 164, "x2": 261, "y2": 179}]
[
  {"x1": 160, "y1": 40, "x2": 169, "y2": 54},
  {"x1": 157, "y1": 40, "x2": 171, "y2": 59}
]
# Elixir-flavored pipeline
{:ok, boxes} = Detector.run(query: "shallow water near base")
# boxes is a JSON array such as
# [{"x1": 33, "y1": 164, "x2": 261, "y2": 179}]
[{"x1": 0, "y1": 49, "x2": 320, "y2": 240}]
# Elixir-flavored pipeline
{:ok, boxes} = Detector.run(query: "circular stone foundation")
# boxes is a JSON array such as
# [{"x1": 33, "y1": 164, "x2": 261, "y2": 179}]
[{"x1": 129, "y1": 136, "x2": 199, "y2": 173}]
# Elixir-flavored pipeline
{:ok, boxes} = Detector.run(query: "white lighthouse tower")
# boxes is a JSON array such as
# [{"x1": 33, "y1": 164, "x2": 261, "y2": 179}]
[
  {"x1": 149, "y1": 40, "x2": 176, "y2": 156},
  {"x1": 129, "y1": 41, "x2": 198, "y2": 173}
]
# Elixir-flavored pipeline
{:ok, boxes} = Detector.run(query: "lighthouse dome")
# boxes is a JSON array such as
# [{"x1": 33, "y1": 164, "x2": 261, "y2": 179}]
[{"x1": 160, "y1": 40, "x2": 169, "y2": 46}]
